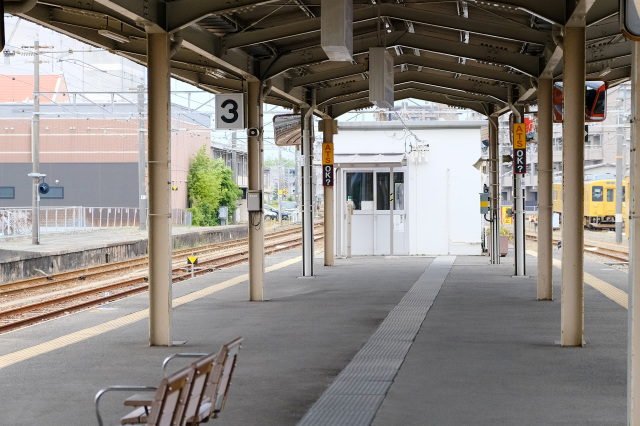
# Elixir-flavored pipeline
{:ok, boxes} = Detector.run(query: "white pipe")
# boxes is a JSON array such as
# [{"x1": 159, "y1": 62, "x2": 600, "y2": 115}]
[{"x1": 302, "y1": 89, "x2": 316, "y2": 276}]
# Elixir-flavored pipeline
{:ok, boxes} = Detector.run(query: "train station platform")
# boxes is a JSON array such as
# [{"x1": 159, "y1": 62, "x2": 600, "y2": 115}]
[{"x1": 0, "y1": 230, "x2": 628, "y2": 425}]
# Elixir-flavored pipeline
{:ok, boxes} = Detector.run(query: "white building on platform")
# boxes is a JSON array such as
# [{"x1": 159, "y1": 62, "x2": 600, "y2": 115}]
[{"x1": 332, "y1": 120, "x2": 485, "y2": 256}]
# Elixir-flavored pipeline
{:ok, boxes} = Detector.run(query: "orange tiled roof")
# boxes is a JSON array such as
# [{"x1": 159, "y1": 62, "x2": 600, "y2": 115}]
[{"x1": 0, "y1": 74, "x2": 69, "y2": 103}]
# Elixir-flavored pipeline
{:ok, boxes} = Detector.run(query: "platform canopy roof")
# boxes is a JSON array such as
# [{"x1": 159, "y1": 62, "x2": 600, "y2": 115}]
[{"x1": 7, "y1": 0, "x2": 629, "y2": 118}]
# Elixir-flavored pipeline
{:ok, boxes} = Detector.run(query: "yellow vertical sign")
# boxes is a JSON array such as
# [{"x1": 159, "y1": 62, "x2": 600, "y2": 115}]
[
  {"x1": 501, "y1": 207, "x2": 513, "y2": 224},
  {"x1": 513, "y1": 123, "x2": 526, "y2": 149},
  {"x1": 323, "y1": 143, "x2": 333, "y2": 165},
  {"x1": 512, "y1": 123, "x2": 526, "y2": 174}
]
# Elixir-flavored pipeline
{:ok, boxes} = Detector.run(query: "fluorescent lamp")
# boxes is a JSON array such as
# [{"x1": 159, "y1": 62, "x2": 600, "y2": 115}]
[
  {"x1": 598, "y1": 66, "x2": 612, "y2": 77},
  {"x1": 98, "y1": 29, "x2": 130, "y2": 43}
]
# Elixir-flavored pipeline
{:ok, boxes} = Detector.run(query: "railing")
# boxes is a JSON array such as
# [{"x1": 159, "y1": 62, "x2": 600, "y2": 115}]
[{"x1": 0, "y1": 207, "x2": 192, "y2": 238}]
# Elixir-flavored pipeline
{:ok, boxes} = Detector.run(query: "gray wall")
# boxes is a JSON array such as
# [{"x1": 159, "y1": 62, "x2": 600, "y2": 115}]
[{"x1": 0, "y1": 163, "x2": 138, "y2": 207}]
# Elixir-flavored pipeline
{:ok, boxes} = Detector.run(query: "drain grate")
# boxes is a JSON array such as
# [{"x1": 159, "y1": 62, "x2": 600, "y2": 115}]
[{"x1": 298, "y1": 256, "x2": 454, "y2": 426}]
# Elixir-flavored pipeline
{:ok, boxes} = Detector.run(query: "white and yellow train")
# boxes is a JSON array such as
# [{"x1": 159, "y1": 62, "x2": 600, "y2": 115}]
[{"x1": 552, "y1": 175, "x2": 629, "y2": 230}]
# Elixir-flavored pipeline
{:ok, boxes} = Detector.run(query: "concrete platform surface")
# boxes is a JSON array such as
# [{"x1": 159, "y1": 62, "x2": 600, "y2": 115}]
[{"x1": 0, "y1": 243, "x2": 628, "y2": 425}]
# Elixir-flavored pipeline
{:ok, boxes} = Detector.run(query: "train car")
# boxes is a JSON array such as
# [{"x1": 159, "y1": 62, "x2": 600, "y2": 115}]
[
  {"x1": 552, "y1": 178, "x2": 562, "y2": 217},
  {"x1": 551, "y1": 175, "x2": 627, "y2": 230},
  {"x1": 583, "y1": 178, "x2": 617, "y2": 228}
]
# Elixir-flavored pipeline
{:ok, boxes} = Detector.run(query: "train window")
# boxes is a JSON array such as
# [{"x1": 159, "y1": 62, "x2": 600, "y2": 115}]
[
  {"x1": 592, "y1": 186, "x2": 603, "y2": 202},
  {"x1": 607, "y1": 189, "x2": 614, "y2": 202},
  {"x1": 376, "y1": 172, "x2": 404, "y2": 210},
  {"x1": 624, "y1": 186, "x2": 627, "y2": 202},
  {"x1": 40, "y1": 187, "x2": 64, "y2": 199},
  {"x1": 0, "y1": 187, "x2": 15, "y2": 199},
  {"x1": 346, "y1": 172, "x2": 373, "y2": 210},
  {"x1": 552, "y1": 189, "x2": 557, "y2": 201}
]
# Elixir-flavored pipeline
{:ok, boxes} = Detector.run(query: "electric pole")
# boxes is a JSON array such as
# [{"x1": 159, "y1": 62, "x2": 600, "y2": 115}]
[
  {"x1": 137, "y1": 84, "x2": 147, "y2": 230},
  {"x1": 30, "y1": 40, "x2": 40, "y2": 244}
]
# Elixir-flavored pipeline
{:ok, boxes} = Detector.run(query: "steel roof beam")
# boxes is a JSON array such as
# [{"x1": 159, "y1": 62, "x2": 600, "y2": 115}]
[
  {"x1": 285, "y1": 54, "x2": 528, "y2": 89},
  {"x1": 93, "y1": 0, "x2": 165, "y2": 32},
  {"x1": 263, "y1": 30, "x2": 541, "y2": 79},
  {"x1": 394, "y1": 54, "x2": 529, "y2": 86},
  {"x1": 223, "y1": 3, "x2": 549, "y2": 50},
  {"x1": 318, "y1": 78, "x2": 502, "y2": 108},
  {"x1": 468, "y1": 0, "x2": 563, "y2": 26},
  {"x1": 179, "y1": 25, "x2": 258, "y2": 81},
  {"x1": 394, "y1": 89, "x2": 490, "y2": 115},
  {"x1": 327, "y1": 88, "x2": 493, "y2": 118},
  {"x1": 288, "y1": 64, "x2": 368, "y2": 88},
  {"x1": 166, "y1": 0, "x2": 282, "y2": 33},
  {"x1": 315, "y1": 70, "x2": 508, "y2": 104}
]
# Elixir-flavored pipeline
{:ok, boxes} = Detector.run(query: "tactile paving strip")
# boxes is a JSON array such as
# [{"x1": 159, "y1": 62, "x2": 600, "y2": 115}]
[{"x1": 297, "y1": 256, "x2": 454, "y2": 426}]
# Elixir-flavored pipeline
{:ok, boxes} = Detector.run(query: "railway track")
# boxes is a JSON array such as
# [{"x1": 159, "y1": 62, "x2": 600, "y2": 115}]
[
  {"x1": 525, "y1": 233, "x2": 628, "y2": 263},
  {"x1": 0, "y1": 226, "x2": 323, "y2": 334}
]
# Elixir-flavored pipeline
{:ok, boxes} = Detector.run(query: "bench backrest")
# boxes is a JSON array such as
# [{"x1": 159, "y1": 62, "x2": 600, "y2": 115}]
[
  {"x1": 209, "y1": 337, "x2": 243, "y2": 418},
  {"x1": 181, "y1": 351, "x2": 218, "y2": 424},
  {"x1": 146, "y1": 368, "x2": 193, "y2": 426},
  {"x1": 180, "y1": 337, "x2": 243, "y2": 425}
]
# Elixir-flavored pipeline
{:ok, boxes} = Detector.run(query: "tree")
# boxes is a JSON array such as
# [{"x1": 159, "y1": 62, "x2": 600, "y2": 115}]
[{"x1": 187, "y1": 145, "x2": 243, "y2": 226}]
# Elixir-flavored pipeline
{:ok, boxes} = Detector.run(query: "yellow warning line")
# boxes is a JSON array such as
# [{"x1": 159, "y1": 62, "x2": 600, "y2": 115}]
[
  {"x1": 527, "y1": 249, "x2": 628, "y2": 309},
  {"x1": 0, "y1": 255, "x2": 303, "y2": 370}
]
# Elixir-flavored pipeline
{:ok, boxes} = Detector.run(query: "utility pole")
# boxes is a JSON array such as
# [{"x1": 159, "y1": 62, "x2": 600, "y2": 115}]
[
  {"x1": 137, "y1": 84, "x2": 147, "y2": 230},
  {"x1": 30, "y1": 40, "x2": 41, "y2": 244}
]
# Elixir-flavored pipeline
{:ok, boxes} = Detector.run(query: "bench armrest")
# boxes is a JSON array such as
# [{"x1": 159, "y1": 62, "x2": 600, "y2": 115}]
[
  {"x1": 95, "y1": 385, "x2": 157, "y2": 426},
  {"x1": 162, "y1": 353, "x2": 207, "y2": 376}
]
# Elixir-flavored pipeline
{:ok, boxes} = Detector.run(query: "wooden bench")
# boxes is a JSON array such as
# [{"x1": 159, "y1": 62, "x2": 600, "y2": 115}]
[{"x1": 94, "y1": 337, "x2": 243, "y2": 426}]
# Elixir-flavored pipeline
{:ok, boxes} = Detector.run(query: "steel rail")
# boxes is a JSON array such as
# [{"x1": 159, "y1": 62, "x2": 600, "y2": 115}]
[{"x1": 0, "y1": 229, "x2": 323, "y2": 334}]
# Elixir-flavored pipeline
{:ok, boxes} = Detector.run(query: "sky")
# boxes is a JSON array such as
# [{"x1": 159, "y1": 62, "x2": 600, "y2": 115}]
[{"x1": 0, "y1": 15, "x2": 468, "y2": 163}]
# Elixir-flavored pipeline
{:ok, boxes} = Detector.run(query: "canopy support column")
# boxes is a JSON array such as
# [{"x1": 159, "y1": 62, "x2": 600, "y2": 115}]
[
  {"x1": 489, "y1": 114, "x2": 499, "y2": 264},
  {"x1": 147, "y1": 32, "x2": 172, "y2": 346},
  {"x1": 248, "y1": 80, "x2": 264, "y2": 301},
  {"x1": 537, "y1": 77, "x2": 553, "y2": 300},
  {"x1": 302, "y1": 89, "x2": 316, "y2": 276},
  {"x1": 628, "y1": 41, "x2": 640, "y2": 424},
  {"x1": 561, "y1": 25, "x2": 585, "y2": 347}
]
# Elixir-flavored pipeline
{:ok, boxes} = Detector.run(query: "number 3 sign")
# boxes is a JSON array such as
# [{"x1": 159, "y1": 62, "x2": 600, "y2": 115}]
[{"x1": 215, "y1": 93, "x2": 245, "y2": 130}]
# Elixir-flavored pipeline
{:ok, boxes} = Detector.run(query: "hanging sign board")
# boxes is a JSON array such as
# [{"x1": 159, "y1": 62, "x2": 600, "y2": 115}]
[
  {"x1": 513, "y1": 123, "x2": 526, "y2": 174},
  {"x1": 323, "y1": 142, "x2": 334, "y2": 187},
  {"x1": 215, "y1": 93, "x2": 244, "y2": 130},
  {"x1": 323, "y1": 165, "x2": 334, "y2": 186}
]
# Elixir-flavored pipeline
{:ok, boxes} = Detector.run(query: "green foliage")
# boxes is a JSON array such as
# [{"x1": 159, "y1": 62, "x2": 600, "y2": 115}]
[{"x1": 187, "y1": 145, "x2": 243, "y2": 226}]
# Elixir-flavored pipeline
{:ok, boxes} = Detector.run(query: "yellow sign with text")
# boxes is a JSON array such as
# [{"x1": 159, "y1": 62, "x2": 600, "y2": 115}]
[
  {"x1": 513, "y1": 123, "x2": 526, "y2": 149},
  {"x1": 501, "y1": 207, "x2": 513, "y2": 224},
  {"x1": 323, "y1": 143, "x2": 333, "y2": 165}
]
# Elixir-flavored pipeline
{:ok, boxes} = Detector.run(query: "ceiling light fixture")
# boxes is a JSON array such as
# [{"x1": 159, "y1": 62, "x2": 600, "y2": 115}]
[
  {"x1": 598, "y1": 66, "x2": 612, "y2": 77},
  {"x1": 98, "y1": 29, "x2": 130, "y2": 43}
]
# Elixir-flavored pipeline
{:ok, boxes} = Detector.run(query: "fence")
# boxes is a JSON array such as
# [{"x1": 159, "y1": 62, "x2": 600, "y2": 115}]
[{"x1": 0, "y1": 207, "x2": 192, "y2": 237}]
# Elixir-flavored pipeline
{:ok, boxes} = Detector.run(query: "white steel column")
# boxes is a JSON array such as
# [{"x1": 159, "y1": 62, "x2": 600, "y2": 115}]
[
  {"x1": 390, "y1": 165, "x2": 394, "y2": 256},
  {"x1": 248, "y1": 80, "x2": 264, "y2": 301},
  {"x1": 489, "y1": 115, "x2": 500, "y2": 264},
  {"x1": 323, "y1": 118, "x2": 335, "y2": 266},
  {"x1": 561, "y1": 25, "x2": 585, "y2": 347},
  {"x1": 628, "y1": 41, "x2": 640, "y2": 425},
  {"x1": 302, "y1": 90, "x2": 316, "y2": 276},
  {"x1": 31, "y1": 40, "x2": 40, "y2": 245},
  {"x1": 538, "y1": 78, "x2": 553, "y2": 300},
  {"x1": 147, "y1": 32, "x2": 172, "y2": 346},
  {"x1": 513, "y1": 105, "x2": 526, "y2": 277}
]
